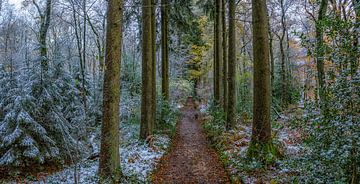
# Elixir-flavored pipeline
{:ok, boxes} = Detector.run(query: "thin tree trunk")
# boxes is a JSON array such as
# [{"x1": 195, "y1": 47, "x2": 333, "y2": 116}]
[
  {"x1": 99, "y1": 0, "x2": 123, "y2": 181},
  {"x1": 222, "y1": 0, "x2": 228, "y2": 113},
  {"x1": 250, "y1": 0, "x2": 272, "y2": 148},
  {"x1": 214, "y1": 0, "x2": 223, "y2": 105},
  {"x1": 151, "y1": 0, "x2": 157, "y2": 132},
  {"x1": 226, "y1": 0, "x2": 236, "y2": 130},
  {"x1": 279, "y1": 0, "x2": 287, "y2": 108},
  {"x1": 268, "y1": 19, "x2": 275, "y2": 91},
  {"x1": 161, "y1": 0, "x2": 169, "y2": 102},
  {"x1": 70, "y1": 0, "x2": 87, "y2": 111},
  {"x1": 140, "y1": 0, "x2": 154, "y2": 140},
  {"x1": 82, "y1": 0, "x2": 87, "y2": 111},
  {"x1": 315, "y1": 0, "x2": 328, "y2": 112}
]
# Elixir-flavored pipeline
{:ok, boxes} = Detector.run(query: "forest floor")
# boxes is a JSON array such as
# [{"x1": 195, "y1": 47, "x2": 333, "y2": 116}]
[{"x1": 152, "y1": 99, "x2": 231, "y2": 184}]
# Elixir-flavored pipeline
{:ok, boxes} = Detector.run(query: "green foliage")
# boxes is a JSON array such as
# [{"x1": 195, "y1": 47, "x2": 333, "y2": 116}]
[
  {"x1": 292, "y1": 13, "x2": 360, "y2": 183},
  {"x1": 247, "y1": 141, "x2": 280, "y2": 165},
  {"x1": 169, "y1": 78, "x2": 194, "y2": 103},
  {"x1": 121, "y1": 53, "x2": 142, "y2": 96},
  {"x1": 155, "y1": 96, "x2": 180, "y2": 138},
  {"x1": 272, "y1": 76, "x2": 302, "y2": 110},
  {"x1": 236, "y1": 55, "x2": 253, "y2": 117},
  {"x1": 203, "y1": 106, "x2": 226, "y2": 150}
]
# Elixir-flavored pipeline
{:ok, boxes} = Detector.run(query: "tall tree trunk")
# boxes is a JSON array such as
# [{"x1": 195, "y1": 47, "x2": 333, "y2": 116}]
[
  {"x1": 279, "y1": 36, "x2": 286, "y2": 107},
  {"x1": 315, "y1": 0, "x2": 328, "y2": 112},
  {"x1": 268, "y1": 18, "x2": 275, "y2": 91},
  {"x1": 214, "y1": 0, "x2": 223, "y2": 105},
  {"x1": 226, "y1": 0, "x2": 236, "y2": 130},
  {"x1": 279, "y1": 0, "x2": 287, "y2": 108},
  {"x1": 140, "y1": 0, "x2": 154, "y2": 140},
  {"x1": 222, "y1": 0, "x2": 228, "y2": 113},
  {"x1": 161, "y1": 0, "x2": 169, "y2": 102},
  {"x1": 99, "y1": 0, "x2": 123, "y2": 181},
  {"x1": 249, "y1": 0, "x2": 272, "y2": 155},
  {"x1": 81, "y1": 0, "x2": 87, "y2": 111},
  {"x1": 352, "y1": 0, "x2": 360, "y2": 75},
  {"x1": 151, "y1": 0, "x2": 157, "y2": 133}
]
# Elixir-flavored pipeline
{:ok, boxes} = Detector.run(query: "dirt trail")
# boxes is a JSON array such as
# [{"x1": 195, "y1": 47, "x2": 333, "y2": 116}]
[{"x1": 153, "y1": 99, "x2": 230, "y2": 184}]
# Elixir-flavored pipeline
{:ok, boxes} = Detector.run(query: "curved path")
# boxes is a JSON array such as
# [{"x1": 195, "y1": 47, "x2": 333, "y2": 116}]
[{"x1": 153, "y1": 100, "x2": 230, "y2": 184}]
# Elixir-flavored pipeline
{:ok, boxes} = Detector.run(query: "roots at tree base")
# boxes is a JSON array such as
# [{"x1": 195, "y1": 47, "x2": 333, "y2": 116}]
[{"x1": 246, "y1": 141, "x2": 281, "y2": 164}]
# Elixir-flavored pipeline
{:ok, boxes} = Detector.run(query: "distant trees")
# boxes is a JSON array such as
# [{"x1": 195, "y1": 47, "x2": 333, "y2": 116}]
[
  {"x1": 278, "y1": 0, "x2": 289, "y2": 108},
  {"x1": 99, "y1": 0, "x2": 123, "y2": 181}
]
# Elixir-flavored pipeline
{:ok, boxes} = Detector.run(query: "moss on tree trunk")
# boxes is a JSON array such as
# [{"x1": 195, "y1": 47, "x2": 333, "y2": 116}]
[
  {"x1": 99, "y1": 0, "x2": 123, "y2": 181},
  {"x1": 249, "y1": 0, "x2": 274, "y2": 160},
  {"x1": 226, "y1": 0, "x2": 236, "y2": 130},
  {"x1": 140, "y1": 0, "x2": 155, "y2": 140}
]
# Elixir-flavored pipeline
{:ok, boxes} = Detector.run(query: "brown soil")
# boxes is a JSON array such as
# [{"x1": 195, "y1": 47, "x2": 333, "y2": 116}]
[{"x1": 153, "y1": 99, "x2": 230, "y2": 184}]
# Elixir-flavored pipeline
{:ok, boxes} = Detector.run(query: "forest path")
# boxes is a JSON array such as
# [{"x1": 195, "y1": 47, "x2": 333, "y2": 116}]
[{"x1": 152, "y1": 98, "x2": 230, "y2": 184}]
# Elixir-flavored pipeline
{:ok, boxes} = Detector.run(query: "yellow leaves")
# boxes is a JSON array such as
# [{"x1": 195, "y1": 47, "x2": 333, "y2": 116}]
[
  {"x1": 198, "y1": 16, "x2": 209, "y2": 31},
  {"x1": 186, "y1": 44, "x2": 208, "y2": 80},
  {"x1": 188, "y1": 70, "x2": 202, "y2": 79}
]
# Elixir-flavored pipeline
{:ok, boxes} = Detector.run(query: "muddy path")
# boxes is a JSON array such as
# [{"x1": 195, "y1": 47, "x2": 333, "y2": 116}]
[{"x1": 153, "y1": 99, "x2": 230, "y2": 184}]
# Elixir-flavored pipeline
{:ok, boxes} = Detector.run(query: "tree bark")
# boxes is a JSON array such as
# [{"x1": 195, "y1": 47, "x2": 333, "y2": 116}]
[
  {"x1": 226, "y1": 0, "x2": 236, "y2": 130},
  {"x1": 222, "y1": 0, "x2": 228, "y2": 113},
  {"x1": 268, "y1": 17, "x2": 275, "y2": 91},
  {"x1": 140, "y1": 0, "x2": 154, "y2": 140},
  {"x1": 81, "y1": 0, "x2": 87, "y2": 111},
  {"x1": 34, "y1": 0, "x2": 51, "y2": 76},
  {"x1": 161, "y1": 0, "x2": 169, "y2": 102},
  {"x1": 315, "y1": 0, "x2": 328, "y2": 112},
  {"x1": 279, "y1": 0, "x2": 288, "y2": 108},
  {"x1": 251, "y1": 0, "x2": 272, "y2": 145},
  {"x1": 151, "y1": 0, "x2": 157, "y2": 133},
  {"x1": 99, "y1": 0, "x2": 123, "y2": 181},
  {"x1": 214, "y1": 0, "x2": 223, "y2": 105}
]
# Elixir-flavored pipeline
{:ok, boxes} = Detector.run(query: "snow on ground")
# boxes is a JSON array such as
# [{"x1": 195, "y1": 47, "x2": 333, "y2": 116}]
[
  {"x1": 4, "y1": 123, "x2": 171, "y2": 184},
  {"x1": 202, "y1": 108, "x2": 306, "y2": 184},
  {"x1": 44, "y1": 134, "x2": 169, "y2": 184}
]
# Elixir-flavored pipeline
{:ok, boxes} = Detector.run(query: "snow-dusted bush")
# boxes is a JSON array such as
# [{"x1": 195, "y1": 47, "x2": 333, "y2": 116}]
[
  {"x1": 0, "y1": 60, "x2": 87, "y2": 169},
  {"x1": 294, "y1": 15, "x2": 360, "y2": 183}
]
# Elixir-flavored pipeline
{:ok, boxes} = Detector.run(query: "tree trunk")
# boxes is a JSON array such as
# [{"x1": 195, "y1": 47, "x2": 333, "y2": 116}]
[
  {"x1": 151, "y1": 0, "x2": 157, "y2": 133},
  {"x1": 352, "y1": 0, "x2": 360, "y2": 75},
  {"x1": 70, "y1": 0, "x2": 87, "y2": 110},
  {"x1": 99, "y1": 0, "x2": 123, "y2": 181},
  {"x1": 38, "y1": 0, "x2": 52, "y2": 76},
  {"x1": 81, "y1": 0, "x2": 87, "y2": 111},
  {"x1": 279, "y1": 0, "x2": 288, "y2": 108},
  {"x1": 226, "y1": 0, "x2": 236, "y2": 130},
  {"x1": 222, "y1": 0, "x2": 228, "y2": 113},
  {"x1": 140, "y1": 0, "x2": 154, "y2": 140},
  {"x1": 315, "y1": 0, "x2": 328, "y2": 113},
  {"x1": 249, "y1": 0, "x2": 272, "y2": 152},
  {"x1": 268, "y1": 19, "x2": 275, "y2": 91},
  {"x1": 161, "y1": 0, "x2": 169, "y2": 102},
  {"x1": 214, "y1": 0, "x2": 223, "y2": 105}
]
